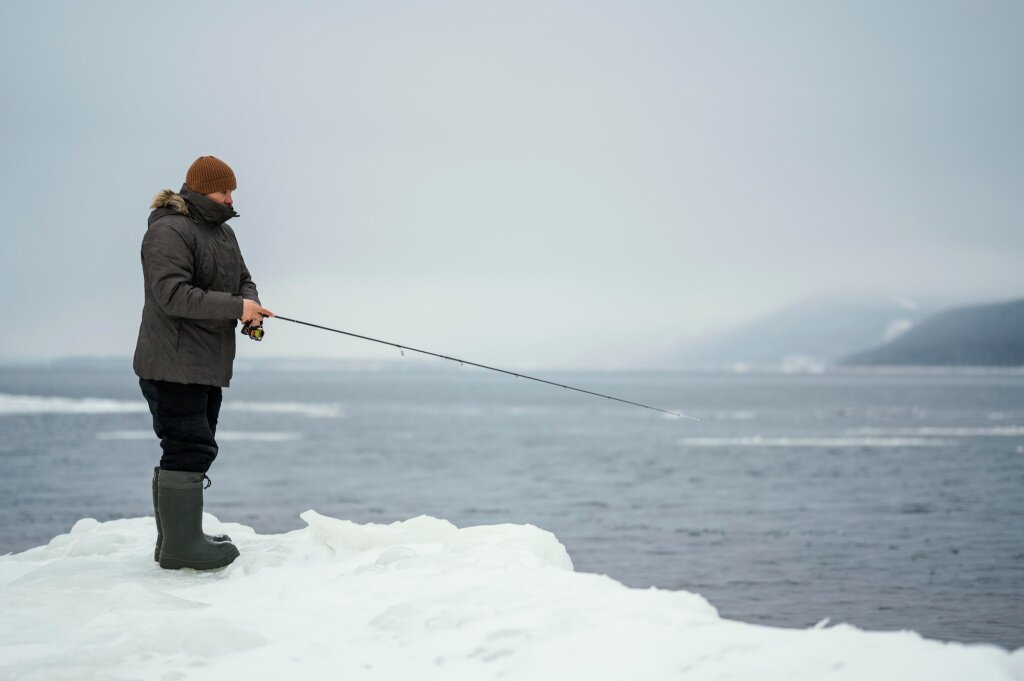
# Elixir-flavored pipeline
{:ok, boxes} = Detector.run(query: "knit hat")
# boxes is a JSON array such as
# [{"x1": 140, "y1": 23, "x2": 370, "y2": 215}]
[{"x1": 185, "y1": 155, "x2": 237, "y2": 195}]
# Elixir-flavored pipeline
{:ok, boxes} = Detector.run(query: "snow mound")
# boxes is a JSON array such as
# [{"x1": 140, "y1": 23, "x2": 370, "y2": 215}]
[{"x1": 0, "y1": 513, "x2": 1020, "y2": 681}]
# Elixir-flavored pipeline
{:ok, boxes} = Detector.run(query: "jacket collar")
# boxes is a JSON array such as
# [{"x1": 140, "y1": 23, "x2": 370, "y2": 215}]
[
  {"x1": 179, "y1": 184, "x2": 239, "y2": 225},
  {"x1": 148, "y1": 185, "x2": 239, "y2": 226}
]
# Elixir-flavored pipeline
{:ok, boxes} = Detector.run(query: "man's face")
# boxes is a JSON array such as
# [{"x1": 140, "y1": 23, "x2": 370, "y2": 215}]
[{"x1": 205, "y1": 189, "x2": 233, "y2": 206}]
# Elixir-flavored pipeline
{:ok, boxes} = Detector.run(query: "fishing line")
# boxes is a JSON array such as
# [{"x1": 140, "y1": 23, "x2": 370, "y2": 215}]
[{"x1": 269, "y1": 315, "x2": 700, "y2": 421}]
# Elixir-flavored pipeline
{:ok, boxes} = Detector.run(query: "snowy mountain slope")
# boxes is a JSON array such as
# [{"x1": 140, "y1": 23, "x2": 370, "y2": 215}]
[
  {"x1": 842, "y1": 298, "x2": 1024, "y2": 366},
  {"x1": 1, "y1": 512, "x2": 1020, "y2": 681},
  {"x1": 673, "y1": 297, "x2": 932, "y2": 368}
]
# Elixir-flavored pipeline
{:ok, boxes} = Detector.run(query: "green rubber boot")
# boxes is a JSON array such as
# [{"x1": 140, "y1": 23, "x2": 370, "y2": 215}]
[
  {"x1": 152, "y1": 467, "x2": 231, "y2": 562},
  {"x1": 157, "y1": 470, "x2": 239, "y2": 570}
]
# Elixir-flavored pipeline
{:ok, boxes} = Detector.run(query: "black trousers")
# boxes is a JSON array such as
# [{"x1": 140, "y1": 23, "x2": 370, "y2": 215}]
[{"x1": 139, "y1": 378, "x2": 223, "y2": 473}]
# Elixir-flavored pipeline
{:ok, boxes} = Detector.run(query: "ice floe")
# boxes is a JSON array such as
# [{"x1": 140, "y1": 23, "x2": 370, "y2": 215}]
[
  {"x1": 678, "y1": 436, "x2": 957, "y2": 448},
  {"x1": 95, "y1": 430, "x2": 302, "y2": 442},
  {"x1": 0, "y1": 512, "x2": 1020, "y2": 680},
  {"x1": 848, "y1": 426, "x2": 1024, "y2": 437},
  {"x1": 0, "y1": 393, "x2": 341, "y2": 418}
]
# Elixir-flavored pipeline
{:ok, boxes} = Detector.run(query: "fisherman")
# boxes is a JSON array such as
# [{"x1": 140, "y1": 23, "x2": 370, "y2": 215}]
[{"x1": 133, "y1": 156, "x2": 273, "y2": 570}]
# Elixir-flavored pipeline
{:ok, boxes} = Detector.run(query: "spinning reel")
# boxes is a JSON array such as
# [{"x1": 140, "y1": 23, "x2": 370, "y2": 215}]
[{"x1": 241, "y1": 320, "x2": 265, "y2": 342}]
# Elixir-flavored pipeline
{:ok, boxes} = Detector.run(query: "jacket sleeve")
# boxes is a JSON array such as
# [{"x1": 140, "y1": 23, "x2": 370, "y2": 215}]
[{"x1": 141, "y1": 224, "x2": 243, "y2": 320}]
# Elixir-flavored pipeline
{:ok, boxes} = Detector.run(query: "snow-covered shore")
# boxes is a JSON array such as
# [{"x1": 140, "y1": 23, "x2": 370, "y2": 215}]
[{"x1": 0, "y1": 512, "x2": 1020, "y2": 681}]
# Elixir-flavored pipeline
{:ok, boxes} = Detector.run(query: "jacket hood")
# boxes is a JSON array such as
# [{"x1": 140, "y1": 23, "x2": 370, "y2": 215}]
[
  {"x1": 149, "y1": 184, "x2": 238, "y2": 227},
  {"x1": 150, "y1": 189, "x2": 189, "y2": 215}
]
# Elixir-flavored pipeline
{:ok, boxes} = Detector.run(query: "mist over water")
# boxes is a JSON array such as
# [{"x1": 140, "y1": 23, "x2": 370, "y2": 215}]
[
  {"x1": 1, "y1": 365, "x2": 1021, "y2": 649},
  {"x1": 2, "y1": 2, "x2": 1023, "y2": 364}
]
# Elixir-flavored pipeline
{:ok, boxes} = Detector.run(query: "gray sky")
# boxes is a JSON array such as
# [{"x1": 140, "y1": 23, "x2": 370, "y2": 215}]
[{"x1": 1, "y1": 1, "x2": 1021, "y2": 368}]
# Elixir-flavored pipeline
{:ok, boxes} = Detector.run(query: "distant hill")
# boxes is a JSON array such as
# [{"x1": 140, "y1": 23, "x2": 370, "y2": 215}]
[
  {"x1": 673, "y1": 296, "x2": 932, "y2": 368},
  {"x1": 841, "y1": 298, "x2": 1024, "y2": 366}
]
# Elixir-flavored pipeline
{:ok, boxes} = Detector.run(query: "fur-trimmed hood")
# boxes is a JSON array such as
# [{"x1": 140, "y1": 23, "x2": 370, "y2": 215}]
[
  {"x1": 150, "y1": 189, "x2": 189, "y2": 215},
  {"x1": 148, "y1": 183, "x2": 238, "y2": 227}
]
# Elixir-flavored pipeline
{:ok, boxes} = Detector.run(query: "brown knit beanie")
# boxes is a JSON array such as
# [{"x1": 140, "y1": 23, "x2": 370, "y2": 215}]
[{"x1": 185, "y1": 155, "x2": 237, "y2": 195}]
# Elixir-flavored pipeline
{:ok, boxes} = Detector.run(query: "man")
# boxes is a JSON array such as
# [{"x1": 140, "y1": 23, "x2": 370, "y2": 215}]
[{"x1": 134, "y1": 155, "x2": 273, "y2": 570}]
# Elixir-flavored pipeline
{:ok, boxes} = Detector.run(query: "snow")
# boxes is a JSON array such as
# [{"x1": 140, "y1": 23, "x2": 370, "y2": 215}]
[
  {"x1": 0, "y1": 392, "x2": 147, "y2": 415},
  {"x1": 883, "y1": 318, "x2": 915, "y2": 341},
  {"x1": 678, "y1": 436, "x2": 957, "y2": 448},
  {"x1": 96, "y1": 430, "x2": 303, "y2": 442},
  {"x1": 849, "y1": 426, "x2": 1024, "y2": 437},
  {"x1": 0, "y1": 392, "x2": 341, "y2": 418},
  {"x1": 1, "y1": 513, "x2": 1020, "y2": 681},
  {"x1": 780, "y1": 355, "x2": 828, "y2": 374}
]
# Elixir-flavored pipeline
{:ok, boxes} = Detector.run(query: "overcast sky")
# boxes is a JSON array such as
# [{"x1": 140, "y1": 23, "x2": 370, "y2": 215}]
[{"x1": 1, "y1": 1, "x2": 1021, "y2": 368}]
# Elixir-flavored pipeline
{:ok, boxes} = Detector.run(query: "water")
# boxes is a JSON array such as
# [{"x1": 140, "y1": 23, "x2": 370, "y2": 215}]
[{"x1": 1, "y1": 364, "x2": 1021, "y2": 649}]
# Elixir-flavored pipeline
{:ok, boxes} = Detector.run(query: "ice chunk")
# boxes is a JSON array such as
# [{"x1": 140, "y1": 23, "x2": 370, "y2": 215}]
[{"x1": 0, "y1": 512, "x2": 1018, "y2": 680}]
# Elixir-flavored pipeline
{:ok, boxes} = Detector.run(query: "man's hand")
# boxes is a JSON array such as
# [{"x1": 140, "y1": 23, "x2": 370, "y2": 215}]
[{"x1": 241, "y1": 299, "x2": 274, "y2": 325}]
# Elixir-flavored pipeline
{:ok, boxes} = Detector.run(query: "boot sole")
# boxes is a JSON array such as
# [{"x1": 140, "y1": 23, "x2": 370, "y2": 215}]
[
  {"x1": 155, "y1": 534, "x2": 232, "y2": 562},
  {"x1": 159, "y1": 545, "x2": 240, "y2": 570}
]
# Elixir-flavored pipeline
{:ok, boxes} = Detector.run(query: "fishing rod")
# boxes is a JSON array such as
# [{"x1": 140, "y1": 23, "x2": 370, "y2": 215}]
[{"x1": 245, "y1": 315, "x2": 700, "y2": 421}]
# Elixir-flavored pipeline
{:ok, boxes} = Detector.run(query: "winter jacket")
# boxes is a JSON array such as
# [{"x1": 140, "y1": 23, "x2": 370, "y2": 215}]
[{"x1": 133, "y1": 184, "x2": 260, "y2": 387}]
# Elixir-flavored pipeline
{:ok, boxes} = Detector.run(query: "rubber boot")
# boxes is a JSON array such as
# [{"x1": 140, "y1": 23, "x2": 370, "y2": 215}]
[
  {"x1": 157, "y1": 470, "x2": 239, "y2": 570},
  {"x1": 152, "y1": 467, "x2": 231, "y2": 562}
]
